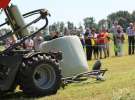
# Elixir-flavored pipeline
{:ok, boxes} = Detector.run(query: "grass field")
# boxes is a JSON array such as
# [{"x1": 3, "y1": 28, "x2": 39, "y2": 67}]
[
  {"x1": 3, "y1": 39, "x2": 135, "y2": 100},
  {"x1": 38, "y1": 56, "x2": 135, "y2": 100}
]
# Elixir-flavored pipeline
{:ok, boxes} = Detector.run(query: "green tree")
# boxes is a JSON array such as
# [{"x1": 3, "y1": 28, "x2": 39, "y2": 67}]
[
  {"x1": 59, "y1": 22, "x2": 65, "y2": 33},
  {"x1": 98, "y1": 19, "x2": 106, "y2": 31},
  {"x1": 78, "y1": 24, "x2": 83, "y2": 33},
  {"x1": 131, "y1": 11, "x2": 135, "y2": 22},
  {"x1": 49, "y1": 22, "x2": 65, "y2": 33},
  {"x1": 49, "y1": 22, "x2": 58, "y2": 32},
  {"x1": 67, "y1": 21, "x2": 74, "y2": 30},
  {"x1": 83, "y1": 17, "x2": 96, "y2": 29},
  {"x1": 42, "y1": 26, "x2": 49, "y2": 36},
  {"x1": 107, "y1": 11, "x2": 132, "y2": 31}
]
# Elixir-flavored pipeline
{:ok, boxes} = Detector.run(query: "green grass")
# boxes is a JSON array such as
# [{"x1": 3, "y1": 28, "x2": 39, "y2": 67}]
[
  {"x1": 3, "y1": 39, "x2": 135, "y2": 100},
  {"x1": 39, "y1": 55, "x2": 135, "y2": 100}
]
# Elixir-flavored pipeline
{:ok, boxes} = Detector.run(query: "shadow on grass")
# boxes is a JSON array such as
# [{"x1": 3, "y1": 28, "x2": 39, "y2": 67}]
[
  {"x1": 70, "y1": 79, "x2": 105, "y2": 87},
  {"x1": 0, "y1": 80, "x2": 105, "y2": 99},
  {"x1": 0, "y1": 91, "x2": 35, "y2": 100}
]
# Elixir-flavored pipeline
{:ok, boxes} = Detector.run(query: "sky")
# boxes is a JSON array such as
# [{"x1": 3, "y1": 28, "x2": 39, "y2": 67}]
[{"x1": 1, "y1": 0, "x2": 135, "y2": 26}]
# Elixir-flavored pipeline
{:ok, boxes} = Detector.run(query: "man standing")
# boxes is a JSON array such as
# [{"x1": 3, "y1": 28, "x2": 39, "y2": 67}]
[
  {"x1": 110, "y1": 21, "x2": 119, "y2": 56},
  {"x1": 84, "y1": 28, "x2": 93, "y2": 60},
  {"x1": 97, "y1": 28, "x2": 107, "y2": 59},
  {"x1": 91, "y1": 28, "x2": 98, "y2": 59},
  {"x1": 126, "y1": 23, "x2": 135, "y2": 55},
  {"x1": 115, "y1": 25, "x2": 125, "y2": 56},
  {"x1": 104, "y1": 30, "x2": 111, "y2": 57}
]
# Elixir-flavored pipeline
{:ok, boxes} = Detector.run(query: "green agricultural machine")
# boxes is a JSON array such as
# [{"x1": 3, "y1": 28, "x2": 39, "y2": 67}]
[
  {"x1": 0, "y1": 2, "x2": 62, "y2": 97},
  {"x1": 0, "y1": 0, "x2": 107, "y2": 97}
]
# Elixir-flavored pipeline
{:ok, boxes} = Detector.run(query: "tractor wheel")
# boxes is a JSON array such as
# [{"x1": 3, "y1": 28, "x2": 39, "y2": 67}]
[{"x1": 19, "y1": 54, "x2": 61, "y2": 97}]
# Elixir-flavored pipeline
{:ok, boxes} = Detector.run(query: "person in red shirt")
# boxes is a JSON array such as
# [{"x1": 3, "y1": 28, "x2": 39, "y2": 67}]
[{"x1": 97, "y1": 28, "x2": 107, "y2": 59}]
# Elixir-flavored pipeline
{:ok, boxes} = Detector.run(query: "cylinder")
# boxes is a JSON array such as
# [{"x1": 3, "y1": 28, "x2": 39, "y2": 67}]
[
  {"x1": 39, "y1": 36, "x2": 89, "y2": 78},
  {"x1": 9, "y1": 4, "x2": 29, "y2": 37}
]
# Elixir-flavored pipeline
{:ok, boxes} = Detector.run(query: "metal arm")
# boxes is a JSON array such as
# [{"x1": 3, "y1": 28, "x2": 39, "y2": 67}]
[
  {"x1": 0, "y1": 9, "x2": 49, "y2": 54},
  {"x1": 0, "y1": 9, "x2": 49, "y2": 41}
]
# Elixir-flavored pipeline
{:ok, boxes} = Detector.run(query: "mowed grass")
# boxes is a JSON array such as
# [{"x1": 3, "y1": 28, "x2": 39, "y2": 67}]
[
  {"x1": 3, "y1": 38, "x2": 135, "y2": 100},
  {"x1": 39, "y1": 56, "x2": 135, "y2": 100}
]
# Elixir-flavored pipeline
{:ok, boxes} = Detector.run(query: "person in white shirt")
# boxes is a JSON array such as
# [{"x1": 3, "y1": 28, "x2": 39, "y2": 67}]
[
  {"x1": 115, "y1": 25, "x2": 125, "y2": 56},
  {"x1": 126, "y1": 23, "x2": 135, "y2": 55},
  {"x1": 33, "y1": 32, "x2": 44, "y2": 50},
  {"x1": 24, "y1": 38, "x2": 34, "y2": 50},
  {"x1": 110, "y1": 21, "x2": 120, "y2": 56}
]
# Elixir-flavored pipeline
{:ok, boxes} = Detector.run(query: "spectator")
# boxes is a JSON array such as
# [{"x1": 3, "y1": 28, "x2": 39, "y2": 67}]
[
  {"x1": 115, "y1": 25, "x2": 125, "y2": 56},
  {"x1": 50, "y1": 31, "x2": 60, "y2": 39},
  {"x1": 104, "y1": 30, "x2": 111, "y2": 57},
  {"x1": 5, "y1": 34, "x2": 17, "y2": 48},
  {"x1": 79, "y1": 33, "x2": 85, "y2": 48},
  {"x1": 24, "y1": 38, "x2": 34, "y2": 50},
  {"x1": 84, "y1": 28, "x2": 93, "y2": 60},
  {"x1": 33, "y1": 32, "x2": 44, "y2": 50},
  {"x1": 97, "y1": 28, "x2": 107, "y2": 59},
  {"x1": 126, "y1": 23, "x2": 135, "y2": 55},
  {"x1": 110, "y1": 21, "x2": 119, "y2": 56},
  {"x1": 91, "y1": 28, "x2": 98, "y2": 59}
]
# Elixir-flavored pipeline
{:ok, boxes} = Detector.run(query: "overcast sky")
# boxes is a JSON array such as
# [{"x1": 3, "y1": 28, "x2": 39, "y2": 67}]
[{"x1": 1, "y1": 0, "x2": 135, "y2": 26}]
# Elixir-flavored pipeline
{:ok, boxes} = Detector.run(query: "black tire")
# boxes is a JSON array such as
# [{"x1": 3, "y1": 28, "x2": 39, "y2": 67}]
[{"x1": 18, "y1": 54, "x2": 61, "y2": 97}]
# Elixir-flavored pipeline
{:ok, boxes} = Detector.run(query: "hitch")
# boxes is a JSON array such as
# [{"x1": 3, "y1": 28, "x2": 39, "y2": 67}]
[
  {"x1": 61, "y1": 69, "x2": 108, "y2": 88},
  {"x1": 61, "y1": 60, "x2": 108, "y2": 88}
]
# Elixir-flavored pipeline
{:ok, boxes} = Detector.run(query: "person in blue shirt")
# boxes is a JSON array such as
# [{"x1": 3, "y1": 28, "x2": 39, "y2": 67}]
[
  {"x1": 126, "y1": 23, "x2": 135, "y2": 55},
  {"x1": 84, "y1": 28, "x2": 93, "y2": 60}
]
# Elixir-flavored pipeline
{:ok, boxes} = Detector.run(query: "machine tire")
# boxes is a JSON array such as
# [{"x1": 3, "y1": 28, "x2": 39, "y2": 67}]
[{"x1": 19, "y1": 54, "x2": 61, "y2": 97}]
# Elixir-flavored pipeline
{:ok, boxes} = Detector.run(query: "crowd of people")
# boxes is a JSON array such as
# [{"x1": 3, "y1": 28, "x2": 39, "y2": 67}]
[
  {"x1": 80, "y1": 21, "x2": 135, "y2": 61},
  {"x1": 4, "y1": 31, "x2": 60, "y2": 51},
  {"x1": 3, "y1": 21, "x2": 135, "y2": 61},
  {"x1": 80, "y1": 27, "x2": 111, "y2": 60}
]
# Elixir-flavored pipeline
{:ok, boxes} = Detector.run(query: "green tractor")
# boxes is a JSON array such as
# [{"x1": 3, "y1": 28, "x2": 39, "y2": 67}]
[
  {"x1": 0, "y1": 2, "x2": 62, "y2": 97},
  {"x1": 0, "y1": 0, "x2": 107, "y2": 98}
]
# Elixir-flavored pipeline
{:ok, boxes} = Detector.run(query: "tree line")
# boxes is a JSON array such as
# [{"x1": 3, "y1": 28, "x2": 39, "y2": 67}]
[
  {"x1": 1, "y1": 10, "x2": 135, "y2": 36},
  {"x1": 48, "y1": 10, "x2": 135, "y2": 35}
]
